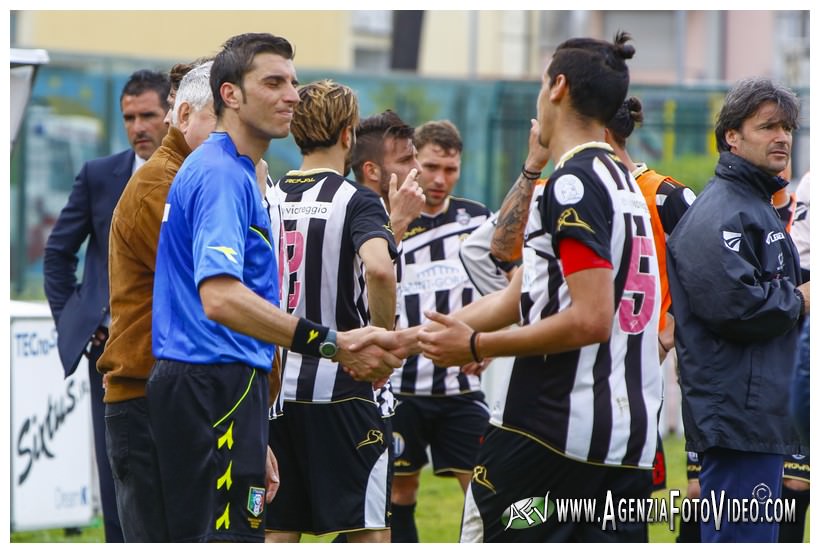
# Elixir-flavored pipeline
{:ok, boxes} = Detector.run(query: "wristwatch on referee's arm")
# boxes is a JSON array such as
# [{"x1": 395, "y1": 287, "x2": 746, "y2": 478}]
[{"x1": 319, "y1": 329, "x2": 338, "y2": 359}]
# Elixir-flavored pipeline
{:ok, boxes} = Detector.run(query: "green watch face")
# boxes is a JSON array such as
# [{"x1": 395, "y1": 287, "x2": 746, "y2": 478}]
[{"x1": 319, "y1": 341, "x2": 337, "y2": 358}]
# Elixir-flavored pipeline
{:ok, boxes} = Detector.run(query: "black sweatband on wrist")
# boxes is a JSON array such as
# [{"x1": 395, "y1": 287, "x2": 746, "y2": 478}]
[
  {"x1": 291, "y1": 318, "x2": 329, "y2": 358},
  {"x1": 469, "y1": 331, "x2": 483, "y2": 363},
  {"x1": 521, "y1": 164, "x2": 541, "y2": 180}
]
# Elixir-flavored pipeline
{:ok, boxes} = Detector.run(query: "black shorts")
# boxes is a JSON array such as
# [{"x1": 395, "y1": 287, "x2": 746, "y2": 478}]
[
  {"x1": 782, "y1": 453, "x2": 810, "y2": 483},
  {"x1": 461, "y1": 426, "x2": 652, "y2": 543},
  {"x1": 146, "y1": 360, "x2": 269, "y2": 542},
  {"x1": 392, "y1": 391, "x2": 489, "y2": 476},
  {"x1": 265, "y1": 400, "x2": 390, "y2": 536}
]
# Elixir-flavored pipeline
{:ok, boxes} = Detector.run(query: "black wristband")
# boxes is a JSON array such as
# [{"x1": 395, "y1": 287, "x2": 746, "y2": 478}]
[
  {"x1": 521, "y1": 164, "x2": 541, "y2": 180},
  {"x1": 469, "y1": 331, "x2": 483, "y2": 363},
  {"x1": 291, "y1": 318, "x2": 330, "y2": 358}
]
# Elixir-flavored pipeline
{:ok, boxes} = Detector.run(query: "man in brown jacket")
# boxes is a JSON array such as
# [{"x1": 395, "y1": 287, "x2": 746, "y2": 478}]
[{"x1": 98, "y1": 60, "x2": 217, "y2": 541}]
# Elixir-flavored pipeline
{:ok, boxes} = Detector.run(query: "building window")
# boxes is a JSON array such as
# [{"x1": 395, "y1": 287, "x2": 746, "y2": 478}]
[
  {"x1": 351, "y1": 10, "x2": 392, "y2": 36},
  {"x1": 602, "y1": 11, "x2": 676, "y2": 73},
  {"x1": 775, "y1": 11, "x2": 809, "y2": 87},
  {"x1": 351, "y1": 10, "x2": 392, "y2": 72},
  {"x1": 353, "y1": 48, "x2": 390, "y2": 73}
]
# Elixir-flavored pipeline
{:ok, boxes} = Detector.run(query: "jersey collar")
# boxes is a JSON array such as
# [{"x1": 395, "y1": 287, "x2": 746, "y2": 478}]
[
  {"x1": 421, "y1": 196, "x2": 450, "y2": 218},
  {"x1": 632, "y1": 162, "x2": 650, "y2": 180},
  {"x1": 556, "y1": 141, "x2": 614, "y2": 170},
  {"x1": 287, "y1": 167, "x2": 342, "y2": 176}
]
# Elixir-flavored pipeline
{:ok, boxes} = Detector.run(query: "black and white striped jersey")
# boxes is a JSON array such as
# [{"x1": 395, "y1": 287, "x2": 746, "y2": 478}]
[
  {"x1": 393, "y1": 196, "x2": 491, "y2": 396},
  {"x1": 267, "y1": 169, "x2": 397, "y2": 407},
  {"x1": 490, "y1": 142, "x2": 663, "y2": 469}
]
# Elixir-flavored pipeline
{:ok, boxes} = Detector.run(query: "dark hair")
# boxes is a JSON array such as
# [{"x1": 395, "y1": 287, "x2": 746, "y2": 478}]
[
  {"x1": 715, "y1": 77, "x2": 799, "y2": 152},
  {"x1": 351, "y1": 110, "x2": 414, "y2": 182},
  {"x1": 210, "y1": 33, "x2": 294, "y2": 118},
  {"x1": 290, "y1": 80, "x2": 359, "y2": 155},
  {"x1": 606, "y1": 96, "x2": 644, "y2": 147},
  {"x1": 547, "y1": 31, "x2": 634, "y2": 124},
  {"x1": 169, "y1": 57, "x2": 213, "y2": 93},
  {"x1": 120, "y1": 69, "x2": 171, "y2": 111},
  {"x1": 414, "y1": 120, "x2": 463, "y2": 154}
]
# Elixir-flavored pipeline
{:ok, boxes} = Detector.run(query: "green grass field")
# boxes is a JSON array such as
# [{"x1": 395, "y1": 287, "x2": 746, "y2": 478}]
[{"x1": 11, "y1": 433, "x2": 808, "y2": 543}]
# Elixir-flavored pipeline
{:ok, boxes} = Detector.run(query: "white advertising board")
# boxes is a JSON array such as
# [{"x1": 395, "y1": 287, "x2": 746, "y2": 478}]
[{"x1": 10, "y1": 306, "x2": 94, "y2": 531}]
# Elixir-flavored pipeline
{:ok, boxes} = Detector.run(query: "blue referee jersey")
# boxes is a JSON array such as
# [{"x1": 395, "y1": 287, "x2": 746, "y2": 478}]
[{"x1": 152, "y1": 132, "x2": 279, "y2": 370}]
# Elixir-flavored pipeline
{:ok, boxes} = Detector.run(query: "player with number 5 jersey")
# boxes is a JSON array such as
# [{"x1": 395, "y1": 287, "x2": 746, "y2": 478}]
[
  {"x1": 501, "y1": 138, "x2": 662, "y2": 466},
  {"x1": 403, "y1": 31, "x2": 663, "y2": 542}
]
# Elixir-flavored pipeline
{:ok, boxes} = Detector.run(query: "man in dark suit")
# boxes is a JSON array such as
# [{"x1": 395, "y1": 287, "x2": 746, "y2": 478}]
[{"x1": 43, "y1": 69, "x2": 171, "y2": 543}]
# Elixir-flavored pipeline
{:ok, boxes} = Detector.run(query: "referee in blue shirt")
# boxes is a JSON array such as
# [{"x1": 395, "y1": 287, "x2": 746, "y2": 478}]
[{"x1": 148, "y1": 33, "x2": 402, "y2": 543}]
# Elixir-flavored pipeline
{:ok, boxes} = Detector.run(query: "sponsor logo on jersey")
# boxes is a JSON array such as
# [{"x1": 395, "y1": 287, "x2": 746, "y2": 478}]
[
  {"x1": 247, "y1": 486, "x2": 265, "y2": 517},
  {"x1": 722, "y1": 230, "x2": 742, "y2": 252},
  {"x1": 553, "y1": 174, "x2": 585, "y2": 205},
  {"x1": 402, "y1": 260, "x2": 468, "y2": 295},
  {"x1": 556, "y1": 208, "x2": 594, "y2": 233},
  {"x1": 356, "y1": 429, "x2": 385, "y2": 449},
  {"x1": 456, "y1": 208, "x2": 471, "y2": 225},
  {"x1": 280, "y1": 201, "x2": 332, "y2": 220},
  {"x1": 502, "y1": 495, "x2": 554, "y2": 530},
  {"x1": 208, "y1": 245, "x2": 239, "y2": 264},
  {"x1": 766, "y1": 230, "x2": 786, "y2": 244},
  {"x1": 283, "y1": 176, "x2": 317, "y2": 185}
]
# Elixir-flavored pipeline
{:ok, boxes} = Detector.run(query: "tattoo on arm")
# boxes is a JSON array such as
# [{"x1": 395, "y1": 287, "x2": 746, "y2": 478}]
[{"x1": 490, "y1": 175, "x2": 535, "y2": 262}]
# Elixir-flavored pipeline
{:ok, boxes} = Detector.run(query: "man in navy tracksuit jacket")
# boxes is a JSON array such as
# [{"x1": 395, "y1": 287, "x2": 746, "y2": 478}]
[{"x1": 667, "y1": 78, "x2": 809, "y2": 543}]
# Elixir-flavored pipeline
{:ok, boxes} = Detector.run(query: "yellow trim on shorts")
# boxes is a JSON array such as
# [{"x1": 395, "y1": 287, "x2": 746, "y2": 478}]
[{"x1": 213, "y1": 370, "x2": 256, "y2": 428}]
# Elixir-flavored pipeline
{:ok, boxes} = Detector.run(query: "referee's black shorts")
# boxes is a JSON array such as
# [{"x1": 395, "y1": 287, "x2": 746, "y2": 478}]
[{"x1": 147, "y1": 360, "x2": 269, "y2": 542}]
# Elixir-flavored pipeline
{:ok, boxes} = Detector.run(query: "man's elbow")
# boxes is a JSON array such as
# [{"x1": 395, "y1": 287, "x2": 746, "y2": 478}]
[
  {"x1": 200, "y1": 285, "x2": 231, "y2": 323},
  {"x1": 42, "y1": 247, "x2": 68, "y2": 273},
  {"x1": 366, "y1": 265, "x2": 396, "y2": 289},
  {"x1": 577, "y1": 312, "x2": 612, "y2": 345}
]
